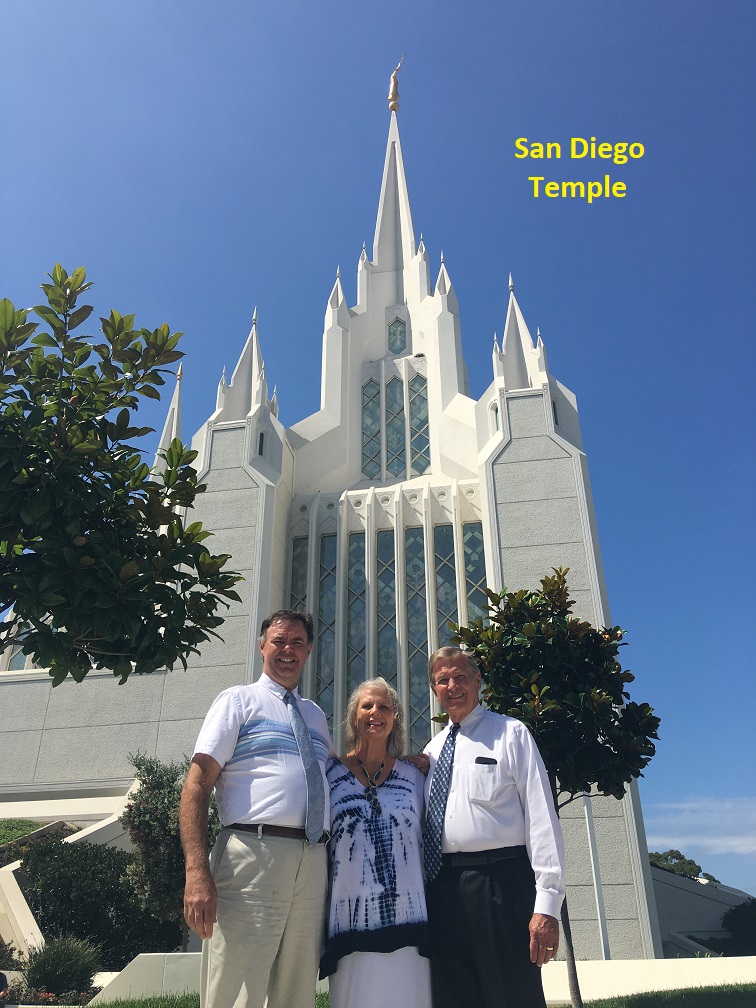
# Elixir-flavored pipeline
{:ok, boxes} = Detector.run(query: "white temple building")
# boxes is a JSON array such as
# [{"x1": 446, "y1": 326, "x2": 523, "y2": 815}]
[{"x1": 2, "y1": 91, "x2": 664, "y2": 959}]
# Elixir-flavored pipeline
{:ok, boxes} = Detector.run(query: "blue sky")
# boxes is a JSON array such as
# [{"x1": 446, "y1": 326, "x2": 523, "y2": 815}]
[{"x1": 3, "y1": 2, "x2": 755, "y2": 895}]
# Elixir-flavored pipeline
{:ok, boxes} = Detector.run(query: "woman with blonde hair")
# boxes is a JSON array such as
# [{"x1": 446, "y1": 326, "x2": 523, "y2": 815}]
[{"x1": 320, "y1": 677, "x2": 431, "y2": 1008}]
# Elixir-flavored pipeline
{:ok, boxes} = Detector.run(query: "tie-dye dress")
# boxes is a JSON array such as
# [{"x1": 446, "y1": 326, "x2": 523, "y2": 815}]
[{"x1": 321, "y1": 757, "x2": 431, "y2": 1008}]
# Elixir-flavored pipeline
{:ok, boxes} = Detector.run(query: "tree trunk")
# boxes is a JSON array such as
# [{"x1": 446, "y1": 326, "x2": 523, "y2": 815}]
[
  {"x1": 560, "y1": 895, "x2": 584, "y2": 1008},
  {"x1": 549, "y1": 773, "x2": 584, "y2": 1008}
]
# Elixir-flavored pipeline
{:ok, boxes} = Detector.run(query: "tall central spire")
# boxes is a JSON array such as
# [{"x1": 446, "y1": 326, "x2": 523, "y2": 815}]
[{"x1": 372, "y1": 62, "x2": 416, "y2": 285}]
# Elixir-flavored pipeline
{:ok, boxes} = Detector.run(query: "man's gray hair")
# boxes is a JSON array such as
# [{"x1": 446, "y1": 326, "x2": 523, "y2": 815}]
[
  {"x1": 343, "y1": 677, "x2": 406, "y2": 757},
  {"x1": 427, "y1": 646, "x2": 480, "y2": 686}
]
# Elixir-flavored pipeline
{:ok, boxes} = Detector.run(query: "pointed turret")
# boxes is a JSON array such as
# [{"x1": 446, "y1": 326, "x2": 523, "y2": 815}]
[
  {"x1": 152, "y1": 365, "x2": 182, "y2": 475},
  {"x1": 217, "y1": 312, "x2": 268, "y2": 421},
  {"x1": 498, "y1": 280, "x2": 547, "y2": 391},
  {"x1": 434, "y1": 256, "x2": 459, "y2": 314}
]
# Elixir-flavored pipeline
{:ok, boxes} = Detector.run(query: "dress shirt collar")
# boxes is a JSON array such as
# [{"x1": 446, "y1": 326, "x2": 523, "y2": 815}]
[{"x1": 454, "y1": 703, "x2": 484, "y2": 733}]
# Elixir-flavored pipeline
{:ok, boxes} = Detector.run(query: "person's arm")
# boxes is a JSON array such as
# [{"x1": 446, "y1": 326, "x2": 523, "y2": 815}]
[{"x1": 179, "y1": 752, "x2": 223, "y2": 939}]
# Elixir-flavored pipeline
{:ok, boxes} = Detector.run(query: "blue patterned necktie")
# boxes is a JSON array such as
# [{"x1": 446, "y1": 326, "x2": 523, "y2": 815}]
[
  {"x1": 284, "y1": 690, "x2": 325, "y2": 844},
  {"x1": 424, "y1": 721, "x2": 460, "y2": 882}
]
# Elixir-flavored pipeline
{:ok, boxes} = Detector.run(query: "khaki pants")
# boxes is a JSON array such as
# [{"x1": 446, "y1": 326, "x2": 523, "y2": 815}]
[{"x1": 201, "y1": 829, "x2": 328, "y2": 1008}]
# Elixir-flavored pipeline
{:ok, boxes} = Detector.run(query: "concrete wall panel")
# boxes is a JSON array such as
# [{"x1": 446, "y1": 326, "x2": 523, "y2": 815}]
[
  {"x1": 2, "y1": 680, "x2": 52, "y2": 731},
  {"x1": 42, "y1": 674, "x2": 165, "y2": 730},
  {"x1": 34, "y1": 723, "x2": 160, "y2": 783}
]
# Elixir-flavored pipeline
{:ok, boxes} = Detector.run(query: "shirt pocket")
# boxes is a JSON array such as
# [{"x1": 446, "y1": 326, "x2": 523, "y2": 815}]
[{"x1": 467, "y1": 763, "x2": 499, "y2": 804}]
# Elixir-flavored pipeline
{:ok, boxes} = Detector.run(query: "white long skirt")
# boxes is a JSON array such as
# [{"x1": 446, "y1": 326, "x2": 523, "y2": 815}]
[{"x1": 328, "y1": 946, "x2": 432, "y2": 1008}]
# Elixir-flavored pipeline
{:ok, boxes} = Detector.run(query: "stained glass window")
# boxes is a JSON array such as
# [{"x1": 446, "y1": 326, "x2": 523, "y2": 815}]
[
  {"x1": 385, "y1": 377, "x2": 406, "y2": 477},
  {"x1": 405, "y1": 526, "x2": 430, "y2": 751},
  {"x1": 346, "y1": 533, "x2": 367, "y2": 697},
  {"x1": 289, "y1": 536, "x2": 308, "y2": 612},
  {"x1": 361, "y1": 379, "x2": 381, "y2": 478},
  {"x1": 388, "y1": 317, "x2": 407, "y2": 354},
  {"x1": 376, "y1": 529, "x2": 397, "y2": 687},
  {"x1": 409, "y1": 373, "x2": 430, "y2": 473},
  {"x1": 316, "y1": 534, "x2": 337, "y2": 724},
  {"x1": 434, "y1": 524, "x2": 457, "y2": 647},
  {"x1": 463, "y1": 522, "x2": 487, "y2": 623}
]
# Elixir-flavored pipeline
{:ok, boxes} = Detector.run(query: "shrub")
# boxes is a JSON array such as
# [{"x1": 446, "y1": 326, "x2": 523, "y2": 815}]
[
  {"x1": 121, "y1": 754, "x2": 220, "y2": 950},
  {"x1": 0, "y1": 935, "x2": 24, "y2": 968},
  {"x1": 7, "y1": 979, "x2": 100, "y2": 1006},
  {"x1": 20, "y1": 835, "x2": 181, "y2": 969},
  {"x1": 24, "y1": 936, "x2": 102, "y2": 996}
]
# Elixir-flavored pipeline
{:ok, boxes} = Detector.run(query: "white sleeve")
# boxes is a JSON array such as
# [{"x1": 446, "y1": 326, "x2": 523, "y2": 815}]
[
  {"x1": 510, "y1": 723, "x2": 566, "y2": 919},
  {"x1": 193, "y1": 689, "x2": 243, "y2": 770}
]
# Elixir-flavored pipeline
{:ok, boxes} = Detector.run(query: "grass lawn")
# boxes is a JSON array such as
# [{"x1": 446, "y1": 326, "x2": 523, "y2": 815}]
[
  {"x1": 0, "y1": 818, "x2": 41, "y2": 845},
  {"x1": 584, "y1": 986, "x2": 756, "y2": 1007},
  {"x1": 76, "y1": 988, "x2": 756, "y2": 1008}
]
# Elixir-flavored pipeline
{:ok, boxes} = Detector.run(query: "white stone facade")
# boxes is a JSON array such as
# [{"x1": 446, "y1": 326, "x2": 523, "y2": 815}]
[{"x1": 1, "y1": 108, "x2": 661, "y2": 959}]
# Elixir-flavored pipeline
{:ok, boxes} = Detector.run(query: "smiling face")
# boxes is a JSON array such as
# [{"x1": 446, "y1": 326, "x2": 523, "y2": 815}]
[
  {"x1": 431, "y1": 655, "x2": 481, "y2": 724},
  {"x1": 260, "y1": 618, "x2": 313, "y2": 690},
  {"x1": 355, "y1": 687, "x2": 396, "y2": 746}
]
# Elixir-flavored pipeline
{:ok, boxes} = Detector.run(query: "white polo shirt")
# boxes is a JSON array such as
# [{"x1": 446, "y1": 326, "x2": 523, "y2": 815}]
[{"x1": 194, "y1": 673, "x2": 332, "y2": 832}]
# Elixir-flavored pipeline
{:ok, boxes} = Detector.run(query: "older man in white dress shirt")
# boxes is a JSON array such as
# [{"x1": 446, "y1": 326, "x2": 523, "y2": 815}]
[{"x1": 423, "y1": 647, "x2": 565, "y2": 1008}]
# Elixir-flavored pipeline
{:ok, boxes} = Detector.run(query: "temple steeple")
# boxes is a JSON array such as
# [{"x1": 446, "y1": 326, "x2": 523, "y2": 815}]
[
  {"x1": 152, "y1": 364, "x2": 182, "y2": 474},
  {"x1": 372, "y1": 111, "x2": 416, "y2": 285},
  {"x1": 496, "y1": 278, "x2": 547, "y2": 390}
]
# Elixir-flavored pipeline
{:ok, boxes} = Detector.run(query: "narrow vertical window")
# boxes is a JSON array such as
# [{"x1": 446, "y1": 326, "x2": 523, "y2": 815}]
[
  {"x1": 492, "y1": 402, "x2": 500, "y2": 431},
  {"x1": 405, "y1": 526, "x2": 429, "y2": 751},
  {"x1": 361, "y1": 379, "x2": 381, "y2": 478},
  {"x1": 258, "y1": 431, "x2": 265, "y2": 456},
  {"x1": 376, "y1": 530, "x2": 397, "y2": 687},
  {"x1": 316, "y1": 534, "x2": 337, "y2": 725},
  {"x1": 7, "y1": 642, "x2": 28, "y2": 671},
  {"x1": 388, "y1": 317, "x2": 406, "y2": 354},
  {"x1": 552, "y1": 399, "x2": 559, "y2": 426},
  {"x1": 385, "y1": 377, "x2": 406, "y2": 477},
  {"x1": 346, "y1": 532, "x2": 367, "y2": 697},
  {"x1": 463, "y1": 522, "x2": 487, "y2": 623},
  {"x1": 409, "y1": 373, "x2": 430, "y2": 473},
  {"x1": 434, "y1": 524, "x2": 457, "y2": 647},
  {"x1": 289, "y1": 537, "x2": 309, "y2": 611}
]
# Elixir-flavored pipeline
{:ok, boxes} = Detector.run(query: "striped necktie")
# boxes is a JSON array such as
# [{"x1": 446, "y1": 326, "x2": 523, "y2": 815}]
[
  {"x1": 284, "y1": 690, "x2": 325, "y2": 844},
  {"x1": 423, "y1": 721, "x2": 460, "y2": 882}
]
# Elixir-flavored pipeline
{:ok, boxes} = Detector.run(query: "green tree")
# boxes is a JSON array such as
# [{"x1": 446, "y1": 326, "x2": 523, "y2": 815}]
[
  {"x1": 649, "y1": 849, "x2": 720, "y2": 883},
  {"x1": 452, "y1": 567, "x2": 660, "y2": 1008},
  {"x1": 120, "y1": 753, "x2": 220, "y2": 951},
  {"x1": 0, "y1": 265, "x2": 241, "y2": 684}
]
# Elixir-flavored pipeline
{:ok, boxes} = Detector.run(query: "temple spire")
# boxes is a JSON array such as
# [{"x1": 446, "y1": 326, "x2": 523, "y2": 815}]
[
  {"x1": 152, "y1": 365, "x2": 182, "y2": 474},
  {"x1": 372, "y1": 108, "x2": 416, "y2": 275}
]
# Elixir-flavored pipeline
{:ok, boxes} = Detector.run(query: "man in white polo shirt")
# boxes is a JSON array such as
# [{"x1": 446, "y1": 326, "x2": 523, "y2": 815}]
[{"x1": 180, "y1": 609, "x2": 332, "y2": 1008}]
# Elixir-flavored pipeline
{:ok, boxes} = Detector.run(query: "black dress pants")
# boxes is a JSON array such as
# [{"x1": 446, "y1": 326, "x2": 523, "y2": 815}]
[{"x1": 426, "y1": 850, "x2": 547, "y2": 1008}]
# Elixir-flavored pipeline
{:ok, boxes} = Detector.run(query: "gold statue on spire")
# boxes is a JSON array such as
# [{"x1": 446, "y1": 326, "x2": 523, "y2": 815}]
[{"x1": 388, "y1": 54, "x2": 405, "y2": 112}]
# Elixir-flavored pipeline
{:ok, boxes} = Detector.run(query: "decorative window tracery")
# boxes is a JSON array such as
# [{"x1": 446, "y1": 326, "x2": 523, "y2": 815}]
[
  {"x1": 385, "y1": 377, "x2": 406, "y2": 476},
  {"x1": 316, "y1": 534, "x2": 337, "y2": 724},
  {"x1": 361, "y1": 379, "x2": 381, "y2": 478},
  {"x1": 346, "y1": 533, "x2": 367, "y2": 697},
  {"x1": 409, "y1": 373, "x2": 430, "y2": 473},
  {"x1": 388, "y1": 317, "x2": 407, "y2": 354}
]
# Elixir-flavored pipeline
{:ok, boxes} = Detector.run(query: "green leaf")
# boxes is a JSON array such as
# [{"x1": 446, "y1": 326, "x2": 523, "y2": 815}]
[{"x1": 68, "y1": 305, "x2": 94, "y2": 330}]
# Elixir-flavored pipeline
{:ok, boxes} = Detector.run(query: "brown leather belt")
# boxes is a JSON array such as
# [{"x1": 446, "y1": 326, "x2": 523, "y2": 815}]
[{"x1": 227, "y1": 822, "x2": 330, "y2": 844}]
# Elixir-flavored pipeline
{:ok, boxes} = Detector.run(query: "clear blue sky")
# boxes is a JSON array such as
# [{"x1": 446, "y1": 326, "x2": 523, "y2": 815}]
[{"x1": 3, "y1": 2, "x2": 755, "y2": 895}]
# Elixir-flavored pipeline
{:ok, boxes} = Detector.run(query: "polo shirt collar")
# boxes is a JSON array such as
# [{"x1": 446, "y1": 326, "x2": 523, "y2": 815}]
[{"x1": 260, "y1": 671, "x2": 301, "y2": 700}]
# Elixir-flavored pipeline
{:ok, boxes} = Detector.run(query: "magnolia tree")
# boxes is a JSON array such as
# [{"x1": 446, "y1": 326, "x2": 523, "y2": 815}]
[
  {"x1": 0, "y1": 265, "x2": 241, "y2": 684},
  {"x1": 452, "y1": 567, "x2": 660, "y2": 1008}
]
